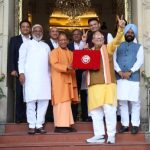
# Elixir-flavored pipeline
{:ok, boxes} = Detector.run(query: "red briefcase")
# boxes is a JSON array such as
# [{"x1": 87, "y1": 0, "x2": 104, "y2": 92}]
[{"x1": 72, "y1": 50, "x2": 101, "y2": 70}]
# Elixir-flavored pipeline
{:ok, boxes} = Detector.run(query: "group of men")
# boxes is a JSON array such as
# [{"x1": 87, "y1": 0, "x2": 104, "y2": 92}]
[{"x1": 9, "y1": 16, "x2": 144, "y2": 144}]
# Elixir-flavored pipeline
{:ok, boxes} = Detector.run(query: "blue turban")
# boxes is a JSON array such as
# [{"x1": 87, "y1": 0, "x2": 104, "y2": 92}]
[{"x1": 124, "y1": 24, "x2": 138, "y2": 37}]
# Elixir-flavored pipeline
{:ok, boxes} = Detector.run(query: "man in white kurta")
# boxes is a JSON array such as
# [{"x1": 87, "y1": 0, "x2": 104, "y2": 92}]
[
  {"x1": 18, "y1": 24, "x2": 51, "y2": 134},
  {"x1": 114, "y1": 24, "x2": 144, "y2": 134}
]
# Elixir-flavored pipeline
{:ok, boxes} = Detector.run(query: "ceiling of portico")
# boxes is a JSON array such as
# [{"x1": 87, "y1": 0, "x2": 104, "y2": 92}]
[{"x1": 22, "y1": 0, "x2": 125, "y2": 28}]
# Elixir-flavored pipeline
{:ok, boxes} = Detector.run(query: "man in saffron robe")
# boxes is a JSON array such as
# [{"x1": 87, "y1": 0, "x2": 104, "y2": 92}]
[{"x1": 50, "y1": 32, "x2": 79, "y2": 133}]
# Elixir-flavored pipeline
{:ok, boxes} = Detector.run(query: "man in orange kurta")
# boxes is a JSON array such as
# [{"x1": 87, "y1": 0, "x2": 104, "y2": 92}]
[{"x1": 49, "y1": 32, "x2": 79, "y2": 133}]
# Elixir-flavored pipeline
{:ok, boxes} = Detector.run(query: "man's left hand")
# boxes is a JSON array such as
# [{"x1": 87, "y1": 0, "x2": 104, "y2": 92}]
[{"x1": 122, "y1": 71, "x2": 132, "y2": 79}]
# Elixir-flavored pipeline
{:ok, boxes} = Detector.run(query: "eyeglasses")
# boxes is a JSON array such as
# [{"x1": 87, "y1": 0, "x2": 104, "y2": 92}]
[
  {"x1": 73, "y1": 34, "x2": 81, "y2": 36},
  {"x1": 94, "y1": 37, "x2": 104, "y2": 41},
  {"x1": 33, "y1": 30, "x2": 43, "y2": 33}
]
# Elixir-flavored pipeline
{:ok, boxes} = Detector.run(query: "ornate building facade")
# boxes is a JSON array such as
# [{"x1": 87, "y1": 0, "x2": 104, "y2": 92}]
[{"x1": 0, "y1": 0, "x2": 150, "y2": 131}]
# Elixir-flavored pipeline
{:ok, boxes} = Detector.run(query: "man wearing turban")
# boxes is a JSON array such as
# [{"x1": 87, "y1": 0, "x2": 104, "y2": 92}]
[{"x1": 114, "y1": 24, "x2": 144, "y2": 134}]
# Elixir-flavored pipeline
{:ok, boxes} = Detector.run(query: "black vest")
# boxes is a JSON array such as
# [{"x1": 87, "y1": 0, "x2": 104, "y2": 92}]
[{"x1": 45, "y1": 39, "x2": 55, "y2": 50}]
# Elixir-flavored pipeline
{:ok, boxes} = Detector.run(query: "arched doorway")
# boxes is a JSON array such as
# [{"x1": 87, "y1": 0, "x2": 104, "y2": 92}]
[
  {"x1": 15, "y1": 0, "x2": 131, "y2": 39},
  {"x1": 8, "y1": 0, "x2": 132, "y2": 122}
]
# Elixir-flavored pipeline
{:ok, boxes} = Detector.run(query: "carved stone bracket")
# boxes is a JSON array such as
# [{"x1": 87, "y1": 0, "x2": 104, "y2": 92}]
[
  {"x1": 142, "y1": 0, "x2": 150, "y2": 52},
  {"x1": 142, "y1": 0, "x2": 150, "y2": 7},
  {"x1": 125, "y1": 0, "x2": 132, "y2": 23},
  {"x1": 15, "y1": 0, "x2": 20, "y2": 35},
  {"x1": 0, "y1": 1, "x2": 4, "y2": 35},
  {"x1": 143, "y1": 32, "x2": 150, "y2": 52},
  {"x1": 112, "y1": 0, "x2": 125, "y2": 16}
]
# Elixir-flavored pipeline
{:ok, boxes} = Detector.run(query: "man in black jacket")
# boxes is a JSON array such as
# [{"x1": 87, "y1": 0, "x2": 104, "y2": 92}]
[
  {"x1": 68, "y1": 29, "x2": 90, "y2": 122},
  {"x1": 9, "y1": 20, "x2": 31, "y2": 123},
  {"x1": 45, "y1": 27, "x2": 59, "y2": 50},
  {"x1": 86, "y1": 18, "x2": 113, "y2": 48}
]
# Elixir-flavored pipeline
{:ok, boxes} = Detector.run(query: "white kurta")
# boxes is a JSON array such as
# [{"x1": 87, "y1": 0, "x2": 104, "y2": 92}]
[
  {"x1": 114, "y1": 45, "x2": 144, "y2": 102},
  {"x1": 18, "y1": 39, "x2": 51, "y2": 102}
]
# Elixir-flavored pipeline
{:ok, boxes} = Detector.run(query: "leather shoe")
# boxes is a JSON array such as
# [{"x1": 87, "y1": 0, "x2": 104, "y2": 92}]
[
  {"x1": 68, "y1": 127, "x2": 77, "y2": 132},
  {"x1": 36, "y1": 127, "x2": 47, "y2": 134},
  {"x1": 15, "y1": 118, "x2": 27, "y2": 123},
  {"x1": 82, "y1": 117, "x2": 92, "y2": 122},
  {"x1": 54, "y1": 127, "x2": 70, "y2": 133},
  {"x1": 131, "y1": 126, "x2": 138, "y2": 134},
  {"x1": 15, "y1": 120, "x2": 23, "y2": 124},
  {"x1": 28, "y1": 128, "x2": 35, "y2": 134},
  {"x1": 119, "y1": 126, "x2": 129, "y2": 133}
]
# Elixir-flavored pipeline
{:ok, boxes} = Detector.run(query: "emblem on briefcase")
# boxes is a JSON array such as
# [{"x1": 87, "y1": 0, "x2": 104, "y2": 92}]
[{"x1": 81, "y1": 55, "x2": 91, "y2": 64}]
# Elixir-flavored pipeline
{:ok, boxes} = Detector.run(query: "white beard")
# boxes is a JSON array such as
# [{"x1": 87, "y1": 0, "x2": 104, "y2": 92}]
[{"x1": 32, "y1": 35, "x2": 43, "y2": 42}]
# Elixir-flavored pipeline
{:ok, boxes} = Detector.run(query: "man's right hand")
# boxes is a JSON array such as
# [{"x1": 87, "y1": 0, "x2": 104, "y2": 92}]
[
  {"x1": 19, "y1": 73, "x2": 25, "y2": 85},
  {"x1": 118, "y1": 71, "x2": 123, "y2": 78},
  {"x1": 67, "y1": 65, "x2": 74, "y2": 72},
  {"x1": 11, "y1": 70, "x2": 18, "y2": 77},
  {"x1": 82, "y1": 29, "x2": 89, "y2": 42}
]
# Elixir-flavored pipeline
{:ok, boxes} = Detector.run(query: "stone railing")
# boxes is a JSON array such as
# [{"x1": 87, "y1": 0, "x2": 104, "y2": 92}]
[
  {"x1": 142, "y1": 71, "x2": 150, "y2": 132},
  {"x1": 0, "y1": 73, "x2": 5, "y2": 100}
]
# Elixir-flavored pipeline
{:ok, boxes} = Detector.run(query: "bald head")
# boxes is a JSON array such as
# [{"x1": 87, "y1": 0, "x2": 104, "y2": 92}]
[{"x1": 49, "y1": 27, "x2": 59, "y2": 40}]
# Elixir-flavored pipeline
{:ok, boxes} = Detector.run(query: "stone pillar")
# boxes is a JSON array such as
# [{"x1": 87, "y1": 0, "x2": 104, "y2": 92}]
[
  {"x1": 0, "y1": 0, "x2": 15, "y2": 130},
  {"x1": 31, "y1": 1, "x2": 52, "y2": 39},
  {"x1": 141, "y1": 0, "x2": 150, "y2": 77},
  {"x1": 22, "y1": 0, "x2": 55, "y2": 39},
  {"x1": 141, "y1": 0, "x2": 150, "y2": 132},
  {"x1": 131, "y1": 0, "x2": 150, "y2": 131}
]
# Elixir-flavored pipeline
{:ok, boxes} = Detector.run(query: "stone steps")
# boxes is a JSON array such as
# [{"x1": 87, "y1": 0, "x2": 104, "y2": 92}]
[{"x1": 0, "y1": 122, "x2": 149, "y2": 150}]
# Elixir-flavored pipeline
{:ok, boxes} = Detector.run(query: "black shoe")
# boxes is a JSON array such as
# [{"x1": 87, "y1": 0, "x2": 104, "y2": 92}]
[
  {"x1": 15, "y1": 119, "x2": 26, "y2": 123},
  {"x1": 131, "y1": 126, "x2": 138, "y2": 134},
  {"x1": 82, "y1": 117, "x2": 92, "y2": 122},
  {"x1": 36, "y1": 127, "x2": 47, "y2": 134},
  {"x1": 117, "y1": 115, "x2": 121, "y2": 122},
  {"x1": 54, "y1": 127, "x2": 70, "y2": 133},
  {"x1": 28, "y1": 128, "x2": 35, "y2": 134},
  {"x1": 68, "y1": 127, "x2": 77, "y2": 132},
  {"x1": 45, "y1": 118, "x2": 54, "y2": 122},
  {"x1": 119, "y1": 126, "x2": 129, "y2": 133},
  {"x1": 15, "y1": 120, "x2": 23, "y2": 124}
]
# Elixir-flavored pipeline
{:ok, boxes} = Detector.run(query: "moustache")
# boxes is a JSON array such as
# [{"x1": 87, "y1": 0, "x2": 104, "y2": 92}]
[{"x1": 127, "y1": 35, "x2": 133, "y2": 38}]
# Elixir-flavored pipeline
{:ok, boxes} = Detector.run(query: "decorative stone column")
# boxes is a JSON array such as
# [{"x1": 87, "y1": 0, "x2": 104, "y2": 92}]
[
  {"x1": 141, "y1": 0, "x2": 150, "y2": 135},
  {"x1": 142, "y1": 0, "x2": 150, "y2": 77},
  {"x1": 131, "y1": 0, "x2": 150, "y2": 131},
  {"x1": 0, "y1": 0, "x2": 16, "y2": 132},
  {"x1": 31, "y1": 0, "x2": 54, "y2": 39},
  {"x1": 21, "y1": 0, "x2": 54, "y2": 39}
]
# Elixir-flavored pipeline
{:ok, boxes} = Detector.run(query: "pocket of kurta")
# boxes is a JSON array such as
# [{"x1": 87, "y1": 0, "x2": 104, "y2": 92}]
[{"x1": 62, "y1": 73, "x2": 72, "y2": 83}]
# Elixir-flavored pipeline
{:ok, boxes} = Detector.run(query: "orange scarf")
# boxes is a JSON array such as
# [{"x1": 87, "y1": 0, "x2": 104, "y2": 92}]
[
  {"x1": 87, "y1": 45, "x2": 111, "y2": 85},
  {"x1": 100, "y1": 45, "x2": 111, "y2": 84}
]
